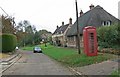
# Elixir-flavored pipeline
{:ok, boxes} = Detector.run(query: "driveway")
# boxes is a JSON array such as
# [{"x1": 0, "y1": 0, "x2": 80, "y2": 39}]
[{"x1": 2, "y1": 50, "x2": 74, "y2": 75}]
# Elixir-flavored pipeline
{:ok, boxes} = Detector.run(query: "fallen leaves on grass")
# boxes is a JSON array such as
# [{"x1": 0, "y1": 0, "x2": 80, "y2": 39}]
[{"x1": 0, "y1": 53, "x2": 10, "y2": 59}]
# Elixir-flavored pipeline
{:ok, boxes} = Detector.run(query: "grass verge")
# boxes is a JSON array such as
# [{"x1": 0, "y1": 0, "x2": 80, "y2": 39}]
[
  {"x1": 22, "y1": 44, "x2": 118, "y2": 67},
  {"x1": 0, "y1": 53, "x2": 10, "y2": 59},
  {"x1": 110, "y1": 69, "x2": 120, "y2": 77}
]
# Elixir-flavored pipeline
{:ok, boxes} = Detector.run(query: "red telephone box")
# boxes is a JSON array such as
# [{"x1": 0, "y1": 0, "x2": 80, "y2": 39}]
[{"x1": 83, "y1": 26, "x2": 98, "y2": 56}]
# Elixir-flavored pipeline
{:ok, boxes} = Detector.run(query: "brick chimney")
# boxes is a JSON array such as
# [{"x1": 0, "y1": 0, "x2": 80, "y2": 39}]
[
  {"x1": 89, "y1": 4, "x2": 94, "y2": 10},
  {"x1": 80, "y1": 10, "x2": 83, "y2": 17},
  {"x1": 69, "y1": 18, "x2": 72, "y2": 24},
  {"x1": 62, "y1": 22, "x2": 64, "y2": 26},
  {"x1": 57, "y1": 25, "x2": 59, "y2": 28}
]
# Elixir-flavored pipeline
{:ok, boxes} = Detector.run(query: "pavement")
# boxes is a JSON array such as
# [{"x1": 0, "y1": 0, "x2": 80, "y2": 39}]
[
  {"x1": 0, "y1": 49, "x2": 119, "y2": 75},
  {"x1": 72, "y1": 60, "x2": 119, "y2": 75},
  {"x1": 0, "y1": 50, "x2": 22, "y2": 75}
]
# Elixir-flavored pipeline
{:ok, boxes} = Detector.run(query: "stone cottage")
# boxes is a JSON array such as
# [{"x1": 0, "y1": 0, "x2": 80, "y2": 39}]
[{"x1": 52, "y1": 18, "x2": 72, "y2": 47}]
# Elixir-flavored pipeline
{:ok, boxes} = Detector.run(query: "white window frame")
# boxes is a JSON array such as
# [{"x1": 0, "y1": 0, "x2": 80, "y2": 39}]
[
  {"x1": 102, "y1": 21, "x2": 111, "y2": 26},
  {"x1": 74, "y1": 36, "x2": 76, "y2": 41}
]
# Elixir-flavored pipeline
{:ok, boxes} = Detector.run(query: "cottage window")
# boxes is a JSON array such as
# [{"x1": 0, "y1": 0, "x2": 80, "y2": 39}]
[
  {"x1": 102, "y1": 21, "x2": 106, "y2": 26},
  {"x1": 74, "y1": 36, "x2": 76, "y2": 41},
  {"x1": 69, "y1": 37, "x2": 74, "y2": 42},
  {"x1": 102, "y1": 21, "x2": 111, "y2": 26},
  {"x1": 107, "y1": 21, "x2": 111, "y2": 26}
]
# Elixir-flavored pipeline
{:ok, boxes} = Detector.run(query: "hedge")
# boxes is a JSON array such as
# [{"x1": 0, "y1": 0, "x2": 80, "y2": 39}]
[
  {"x1": 1, "y1": 33, "x2": 17, "y2": 53},
  {"x1": 97, "y1": 24, "x2": 120, "y2": 48},
  {"x1": 97, "y1": 23, "x2": 120, "y2": 55}
]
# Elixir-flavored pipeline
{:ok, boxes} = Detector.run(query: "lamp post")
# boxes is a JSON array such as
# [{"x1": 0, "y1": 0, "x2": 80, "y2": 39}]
[{"x1": 75, "y1": 0, "x2": 81, "y2": 54}]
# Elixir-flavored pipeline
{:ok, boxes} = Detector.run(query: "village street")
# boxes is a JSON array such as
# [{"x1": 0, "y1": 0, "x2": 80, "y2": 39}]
[
  {"x1": 2, "y1": 50, "x2": 74, "y2": 75},
  {"x1": 1, "y1": 0, "x2": 120, "y2": 76}
]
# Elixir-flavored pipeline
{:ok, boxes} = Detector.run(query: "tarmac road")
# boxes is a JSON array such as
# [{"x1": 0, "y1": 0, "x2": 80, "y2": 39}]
[{"x1": 2, "y1": 50, "x2": 74, "y2": 75}]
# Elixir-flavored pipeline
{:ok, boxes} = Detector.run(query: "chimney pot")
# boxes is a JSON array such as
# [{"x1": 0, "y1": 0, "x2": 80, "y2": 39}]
[
  {"x1": 80, "y1": 10, "x2": 83, "y2": 17},
  {"x1": 57, "y1": 25, "x2": 59, "y2": 28},
  {"x1": 89, "y1": 4, "x2": 94, "y2": 10},
  {"x1": 62, "y1": 22, "x2": 64, "y2": 26},
  {"x1": 69, "y1": 18, "x2": 72, "y2": 24}
]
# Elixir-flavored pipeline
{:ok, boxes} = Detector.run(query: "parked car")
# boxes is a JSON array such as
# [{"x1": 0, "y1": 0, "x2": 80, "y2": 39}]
[
  {"x1": 33, "y1": 47, "x2": 42, "y2": 53},
  {"x1": 15, "y1": 46, "x2": 19, "y2": 50}
]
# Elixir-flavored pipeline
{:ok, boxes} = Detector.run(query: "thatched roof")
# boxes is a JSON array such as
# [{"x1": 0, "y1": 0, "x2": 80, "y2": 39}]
[
  {"x1": 66, "y1": 5, "x2": 119, "y2": 36},
  {"x1": 53, "y1": 24, "x2": 69, "y2": 35}
]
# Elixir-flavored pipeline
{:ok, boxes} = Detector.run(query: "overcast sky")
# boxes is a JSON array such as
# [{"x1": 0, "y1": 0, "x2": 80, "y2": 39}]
[{"x1": 0, "y1": 0, "x2": 120, "y2": 33}]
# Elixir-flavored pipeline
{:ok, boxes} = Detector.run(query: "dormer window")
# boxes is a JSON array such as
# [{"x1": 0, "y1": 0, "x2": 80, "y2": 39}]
[
  {"x1": 102, "y1": 21, "x2": 111, "y2": 26},
  {"x1": 107, "y1": 21, "x2": 111, "y2": 26},
  {"x1": 102, "y1": 21, "x2": 106, "y2": 26}
]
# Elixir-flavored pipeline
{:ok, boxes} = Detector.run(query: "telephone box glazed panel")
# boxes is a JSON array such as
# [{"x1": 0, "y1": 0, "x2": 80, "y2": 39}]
[{"x1": 83, "y1": 26, "x2": 98, "y2": 56}]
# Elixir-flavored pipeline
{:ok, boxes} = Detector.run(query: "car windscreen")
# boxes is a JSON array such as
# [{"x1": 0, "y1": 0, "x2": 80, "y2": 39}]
[{"x1": 35, "y1": 47, "x2": 40, "y2": 49}]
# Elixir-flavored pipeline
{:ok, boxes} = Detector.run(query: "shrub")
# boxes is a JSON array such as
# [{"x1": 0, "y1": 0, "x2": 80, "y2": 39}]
[
  {"x1": 97, "y1": 23, "x2": 120, "y2": 55},
  {"x1": 97, "y1": 24, "x2": 120, "y2": 48},
  {"x1": 1, "y1": 33, "x2": 17, "y2": 53}
]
